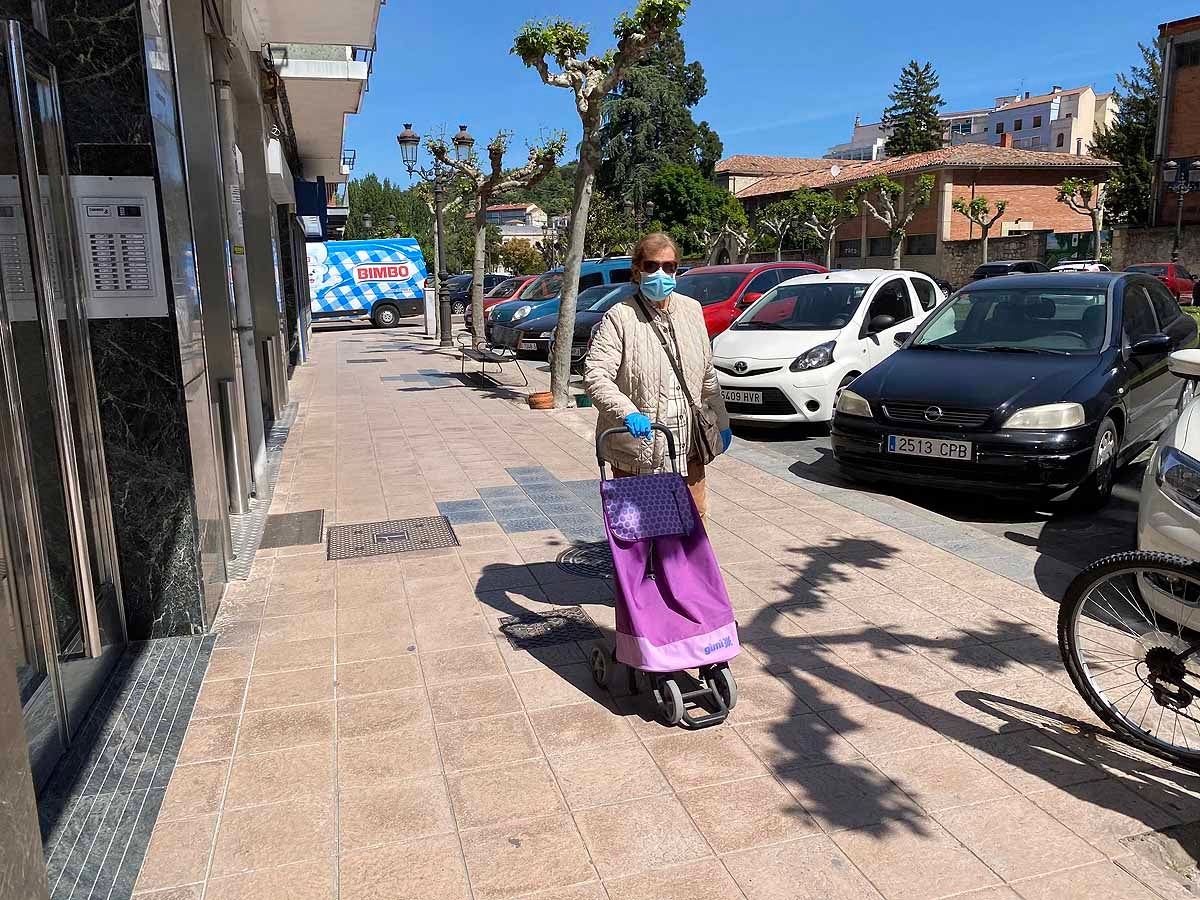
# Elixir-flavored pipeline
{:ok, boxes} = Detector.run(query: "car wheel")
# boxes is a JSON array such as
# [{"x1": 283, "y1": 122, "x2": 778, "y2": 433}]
[
  {"x1": 371, "y1": 303, "x2": 400, "y2": 328},
  {"x1": 1073, "y1": 416, "x2": 1119, "y2": 511},
  {"x1": 451, "y1": 300, "x2": 467, "y2": 315}
]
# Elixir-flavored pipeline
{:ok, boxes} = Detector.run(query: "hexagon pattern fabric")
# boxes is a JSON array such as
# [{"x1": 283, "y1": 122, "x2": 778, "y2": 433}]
[{"x1": 600, "y1": 472, "x2": 694, "y2": 542}]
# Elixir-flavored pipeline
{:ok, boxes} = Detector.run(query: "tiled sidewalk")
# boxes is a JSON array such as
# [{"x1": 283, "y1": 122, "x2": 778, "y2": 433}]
[{"x1": 133, "y1": 325, "x2": 1200, "y2": 900}]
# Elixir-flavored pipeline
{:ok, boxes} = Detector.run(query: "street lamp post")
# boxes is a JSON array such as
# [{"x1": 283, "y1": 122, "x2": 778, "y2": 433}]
[
  {"x1": 361, "y1": 212, "x2": 373, "y2": 236},
  {"x1": 386, "y1": 213, "x2": 397, "y2": 236},
  {"x1": 1163, "y1": 160, "x2": 1199, "y2": 265},
  {"x1": 397, "y1": 122, "x2": 475, "y2": 347},
  {"x1": 624, "y1": 198, "x2": 656, "y2": 230}
]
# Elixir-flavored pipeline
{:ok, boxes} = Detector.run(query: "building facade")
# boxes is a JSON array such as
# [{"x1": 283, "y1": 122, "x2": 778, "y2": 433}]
[
  {"x1": 1154, "y1": 15, "x2": 1200, "y2": 228},
  {"x1": 0, "y1": 0, "x2": 379, "y2": 890}
]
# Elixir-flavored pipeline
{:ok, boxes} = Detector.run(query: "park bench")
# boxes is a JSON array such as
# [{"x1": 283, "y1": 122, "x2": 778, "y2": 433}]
[{"x1": 456, "y1": 332, "x2": 528, "y2": 386}]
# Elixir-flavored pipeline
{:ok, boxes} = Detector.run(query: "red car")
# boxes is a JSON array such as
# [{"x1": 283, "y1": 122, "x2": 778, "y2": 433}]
[
  {"x1": 484, "y1": 274, "x2": 538, "y2": 310},
  {"x1": 674, "y1": 261, "x2": 829, "y2": 338},
  {"x1": 1126, "y1": 262, "x2": 1196, "y2": 305}
]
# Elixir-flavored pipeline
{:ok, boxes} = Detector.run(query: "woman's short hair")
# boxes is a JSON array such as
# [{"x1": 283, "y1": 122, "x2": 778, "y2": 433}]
[{"x1": 630, "y1": 232, "x2": 680, "y2": 282}]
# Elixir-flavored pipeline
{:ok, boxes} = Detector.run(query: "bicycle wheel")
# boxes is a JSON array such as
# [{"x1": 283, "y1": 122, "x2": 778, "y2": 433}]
[{"x1": 1059, "y1": 551, "x2": 1200, "y2": 767}]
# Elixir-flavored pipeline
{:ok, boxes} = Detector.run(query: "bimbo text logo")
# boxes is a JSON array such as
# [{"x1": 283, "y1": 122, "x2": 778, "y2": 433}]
[
  {"x1": 703, "y1": 636, "x2": 733, "y2": 655},
  {"x1": 354, "y1": 263, "x2": 410, "y2": 283}
]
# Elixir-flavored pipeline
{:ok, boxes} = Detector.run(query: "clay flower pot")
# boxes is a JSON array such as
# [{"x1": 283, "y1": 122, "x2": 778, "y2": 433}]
[{"x1": 527, "y1": 391, "x2": 555, "y2": 410}]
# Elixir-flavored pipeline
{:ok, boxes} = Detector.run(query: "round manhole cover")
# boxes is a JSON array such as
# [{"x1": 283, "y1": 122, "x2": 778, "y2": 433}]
[{"x1": 556, "y1": 541, "x2": 612, "y2": 579}]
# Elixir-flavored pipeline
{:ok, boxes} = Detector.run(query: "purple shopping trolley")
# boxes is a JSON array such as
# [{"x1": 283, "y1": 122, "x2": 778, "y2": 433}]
[{"x1": 590, "y1": 423, "x2": 739, "y2": 728}]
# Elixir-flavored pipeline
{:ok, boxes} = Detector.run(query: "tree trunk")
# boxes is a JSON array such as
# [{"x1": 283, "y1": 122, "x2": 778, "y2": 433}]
[
  {"x1": 549, "y1": 139, "x2": 598, "y2": 407},
  {"x1": 980, "y1": 226, "x2": 990, "y2": 264},
  {"x1": 1092, "y1": 209, "x2": 1103, "y2": 260},
  {"x1": 775, "y1": 240, "x2": 783, "y2": 262},
  {"x1": 471, "y1": 196, "x2": 488, "y2": 341},
  {"x1": 824, "y1": 234, "x2": 834, "y2": 269},
  {"x1": 891, "y1": 233, "x2": 903, "y2": 270},
  {"x1": 428, "y1": 224, "x2": 441, "y2": 339}
]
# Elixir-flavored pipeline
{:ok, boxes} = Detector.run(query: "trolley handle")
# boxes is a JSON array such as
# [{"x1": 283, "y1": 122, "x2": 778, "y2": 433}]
[{"x1": 597, "y1": 423, "x2": 680, "y2": 479}]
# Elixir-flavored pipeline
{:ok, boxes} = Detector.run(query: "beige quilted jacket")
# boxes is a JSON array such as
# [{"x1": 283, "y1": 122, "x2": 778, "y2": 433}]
[{"x1": 583, "y1": 292, "x2": 730, "y2": 472}]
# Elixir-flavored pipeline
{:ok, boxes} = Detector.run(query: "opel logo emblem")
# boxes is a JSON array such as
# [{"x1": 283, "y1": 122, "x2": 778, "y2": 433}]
[
  {"x1": 924, "y1": 406, "x2": 944, "y2": 422},
  {"x1": 733, "y1": 361, "x2": 748, "y2": 374}
]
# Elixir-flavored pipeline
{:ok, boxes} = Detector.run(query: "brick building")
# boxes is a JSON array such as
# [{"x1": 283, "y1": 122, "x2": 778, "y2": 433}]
[
  {"x1": 720, "y1": 144, "x2": 1117, "y2": 282},
  {"x1": 1154, "y1": 15, "x2": 1200, "y2": 227}
]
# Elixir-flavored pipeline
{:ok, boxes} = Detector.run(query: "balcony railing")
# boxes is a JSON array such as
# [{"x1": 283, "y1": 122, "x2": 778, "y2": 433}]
[{"x1": 341, "y1": 149, "x2": 357, "y2": 171}]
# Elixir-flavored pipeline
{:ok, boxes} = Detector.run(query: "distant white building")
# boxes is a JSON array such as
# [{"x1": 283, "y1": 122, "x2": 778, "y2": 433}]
[{"x1": 465, "y1": 202, "x2": 554, "y2": 245}]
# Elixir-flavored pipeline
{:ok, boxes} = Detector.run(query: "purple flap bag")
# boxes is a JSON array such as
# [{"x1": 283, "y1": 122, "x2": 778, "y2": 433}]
[{"x1": 600, "y1": 472, "x2": 695, "y2": 542}]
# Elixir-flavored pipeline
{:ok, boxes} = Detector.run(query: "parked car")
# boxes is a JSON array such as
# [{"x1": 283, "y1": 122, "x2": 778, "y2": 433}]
[
  {"x1": 1052, "y1": 261, "x2": 1109, "y2": 273},
  {"x1": 487, "y1": 257, "x2": 634, "y2": 341},
  {"x1": 1126, "y1": 262, "x2": 1196, "y2": 305},
  {"x1": 832, "y1": 271, "x2": 1198, "y2": 507},
  {"x1": 969, "y1": 260, "x2": 1050, "y2": 281},
  {"x1": 711, "y1": 270, "x2": 942, "y2": 426},
  {"x1": 674, "y1": 262, "x2": 828, "y2": 339},
  {"x1": 444, "y1": 273, "x2": 508, "y2": 315},
  {"x1": 515, "y1": 282, "x2": 639, "y2": 364},
  {"x1": 1138, "y1": 350, "x2": 1200, "y2": 577},
  {"x1": 464, "y1": 275, "x2": 538, "y2": 331}
]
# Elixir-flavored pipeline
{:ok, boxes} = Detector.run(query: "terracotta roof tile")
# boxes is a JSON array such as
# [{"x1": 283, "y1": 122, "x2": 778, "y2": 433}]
[
  {"x1": 714, "y1": 155, "x2": 832, "y2": 175},
  {"x1": 995, "y1": 86, "x2": 1090, "y2": 112},
  {"x1": 734, "y1": 144, "x2": 1117, "y2": 199}
]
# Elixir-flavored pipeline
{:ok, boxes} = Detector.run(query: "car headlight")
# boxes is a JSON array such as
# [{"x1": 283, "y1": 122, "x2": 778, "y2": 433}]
[
  {"x1": 512, "y1": 305, "x2": 533, "y2": 321},
  {"x1": 836, "y1": 389, "x2": 872, "y2": 418},
  {"x1": 790, "y1": 341, "x2": 835, "y2": 372},
  {"x1": 485, "y1": 307, "x2": 497, "y2": 321},
  {"x1": 1157, "y1": 446, "x2": 1200, "y2": 511},
  {"x1": 1001, "y1": 402, "x2": 1085, "y2": 430}
]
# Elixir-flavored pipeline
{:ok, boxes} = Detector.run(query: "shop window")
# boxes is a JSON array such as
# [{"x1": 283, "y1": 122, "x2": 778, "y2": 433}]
[
  {"x1": 867, "y1": 236, "x2": 893, "y2": 257},
  {"x1": 905, "y1": 234, "x2": 936, "y2": 256},
  {"x1": 837, "y1": 239, "x2": 861, "y2": 258}
]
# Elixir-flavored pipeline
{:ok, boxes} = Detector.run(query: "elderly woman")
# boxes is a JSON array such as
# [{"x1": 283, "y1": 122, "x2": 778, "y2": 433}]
[{"x1": 583, "y1": 233, "x2": 731, "y2": 520}]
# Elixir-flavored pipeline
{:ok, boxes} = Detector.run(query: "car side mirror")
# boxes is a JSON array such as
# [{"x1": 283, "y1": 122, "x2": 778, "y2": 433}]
[
  {"x1": 893, "y1": 331, "x2": 912, "y2": 348},
  {"x1": 1131, "y1": 333, "x2": 1171, "y2": 356},
  {"x1": 1169, "y1": 348, "x2": 1200, "y2": 378},
  {"x1": 737, "y1": 291, "x2": 763, "y2": 308},
  {"x1": 867, "y1": 314, "x2": 896, "y2": 335}
]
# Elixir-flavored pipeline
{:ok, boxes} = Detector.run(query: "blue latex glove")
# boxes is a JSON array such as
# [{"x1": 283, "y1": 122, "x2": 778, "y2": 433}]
[
  {"x1": 624, "y1": 412, "x2": 652, "y2": 439},
  {"x1": 721, "y1": 428, "x2": 733, "y2": 452}
]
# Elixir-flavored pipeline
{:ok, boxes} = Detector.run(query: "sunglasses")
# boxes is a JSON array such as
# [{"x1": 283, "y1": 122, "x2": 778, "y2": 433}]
[{"x1": 639, "y1": 260, "x2": 678, "y2": 275}]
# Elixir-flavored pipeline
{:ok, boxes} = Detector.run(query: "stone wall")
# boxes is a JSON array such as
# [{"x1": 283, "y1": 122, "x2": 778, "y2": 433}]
[
  {"x1": 941, "y1": 232, "x2": 1049, "y2": 287},
  {"x1": 1111, "y1": 226, "x2": 1200, "y2": 270}
]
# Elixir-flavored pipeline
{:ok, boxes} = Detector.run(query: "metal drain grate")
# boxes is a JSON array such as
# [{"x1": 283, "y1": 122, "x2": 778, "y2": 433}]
[
  {"x1": 498, "y1": 605, "x2": 602, "y2": 650},
  {"x1": 345, "y1": 358, "x2": 387, "y2": 364},
  {"x1": 557, "y1": 541, "x2": 613, "y2": 579},
  {"x1": 261, "y1": 510, "x2": 325, "y2": 549},
  {"x1": 327, "y1": 516, "x2": 459, "y2": 560}
]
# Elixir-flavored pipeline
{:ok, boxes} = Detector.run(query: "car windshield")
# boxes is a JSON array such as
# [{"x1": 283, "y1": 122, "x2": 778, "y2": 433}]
[
  {"x1": 1127, "y1": 265, "x2": 1169, "y2": 277},
  {"x1": 445, "y1": 275, "x2": 471, "y2": 288},
  {"x1": 523, "y1": 271, "x2": 563, "y2": 300},
  {"x1": 732, "y1": 281, "x2": 867, "y2": 331},
  {"x1": 973, "y1": 264, "x2": 1012, "y2": 277},
  {"x1": 581, "y1": 283, "x2": 637, "y2": 311},
  {"x1": 488, "y1": 278, "x2": 526, "y2": 298},
  {"x1": 675, "y1": 272, "x2": 747, "y2": 306},
  {"x1": 911, "y1": 287, "x2": 1108, "y2": 354}
]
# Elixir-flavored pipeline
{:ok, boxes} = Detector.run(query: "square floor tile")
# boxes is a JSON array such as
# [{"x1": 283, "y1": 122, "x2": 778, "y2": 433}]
[
  {"x1": 210, "y1": 797, "x2": 334, "y2": 877},
  {"x1": 336, "y1": 656, "x2": 422, "y2": 696},
  {"x1": 337, "y1": 687, "x2": 430, "y2": 739},
  {"x1": 236, "y1": 702, "x2": 335, "y2": 755},
  {"x1": 157, "y1": 760, "x2": 229, "y2": 822},
  {"x1": 246, "y1": 667, "x2": 334, "y2": 710},
  {"x1": 735, "y1": 714, "x2": 862, "y2": 772},
  {"x1": 436, "y1": 712, "x2": 541, "y2": 773},
  {"x1": 934, "y1": 795, "x2": 1103, "y2": 881},
  {"x1": 510, "y1": 663, "x2": 605, "y2": 710},
  {"x1": 831, "y1": 819, "x2": 1000, "y2": 900},
  {"x1": 871, "y1": 743, "x2": 1016, "y2": 813},
  {"x1": 427, "y1": 676, "x2": 522, "y2": 723},
  {"x1": 447, "y1": 758, "x2": 566, "y2": 829},
  {"x1": 527, "y1": 701, "x2": 636, "y2": 756},
  {"x1": 1026, "y1": 778, "x2": 1179, "y2": 857},
  {"x1": 339, "y1": 833, "x2": 470, "y2": 900},
  {"x1": 413, "y1": 616, "x2": 494, "y2": 652},
  {"x1": 336, "y1": 630, "x2": 416, "y2": 664},
  {"x1": 337, "y1": 728, "x2": 442, "y2": 787},
  {"x1": 574, "y1": 794, "x2": 708, "y2": 879},
  {"x1": 723, "y1": 834, "x2": 884, "y2": 900},
  {"x1": 177, "y1": 716, "x2": 239, "y2": 765},
  {"x1": 225, "y1": 744, "x2": 335, "y2": 809},
  {"x1": 339, "y1": 776, "x2": 455, "y2": 851},
  {"x1": 258, "y1": 611, "x2": 336, "y2": 645},
  {"x1": 682, "y1": 774, "x2": 818, "y2": 853},
  {"x1": 263, "y1": 591, "x2": 336, "y2": 618},
  {"x1": 604, "y1": 859, "x2": 744, "y2": 900},
  {"x1": 546, "y1": 741, "x2": 667, "y2": 811},
  {"x1": 193, "y1": 678, "x2": 247, "y2": 719},
  {"x1": 420, "y1": 644, "x2": 507, "y2": 685},
  {"x1": 644, "y1": 728, "x2": 768, "y2": 793},
  {"x1": 205, "y1": 647, "x2": 253, "y2": 682},
  {"x1": 459, "y1": 814, "x2": 595, "y2": 900},
  {"x1": 961, "y1": 729, "x2": 1105, "y2": 793},
  {"x1": 818, "y1": 700, "x2": 949, "y2": 757},
  {"x1": 1011, "y1": 860, "x2": 1161, "y2": 900},
  {"x1": 779, "y1": 760, "x2": 924, "y2": 832},
  {"x1": 205, "y1": 856, "x2": 335, "y2": 900},
  {"x1": 134, "y1": 815, "x2": 218, "y2": 892},
  {"x1": 336, "y1": 602, "x2": 411, "y2": 637},
  {"x1": 251, "y1": 637, "x2": 336, "y2": 675}
]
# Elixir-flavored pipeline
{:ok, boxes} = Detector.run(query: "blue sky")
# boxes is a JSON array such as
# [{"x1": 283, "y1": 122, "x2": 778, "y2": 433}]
[{"x1": 345, "y1": 0, "x2": 1193, "y2": 186}]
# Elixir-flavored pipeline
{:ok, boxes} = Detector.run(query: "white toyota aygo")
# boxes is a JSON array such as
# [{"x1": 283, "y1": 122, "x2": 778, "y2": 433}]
[{"x1": 712, "y1": 269, "x2": 944, "y2": 424}]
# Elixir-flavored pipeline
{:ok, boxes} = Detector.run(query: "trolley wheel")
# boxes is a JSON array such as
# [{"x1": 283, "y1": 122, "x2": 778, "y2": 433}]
[
  {"x1": 658, "y1": 677, "x2": 684, "y2": 726},
  {"x1": 590, "y1": 647, "x2": 610, "y2": 688},
  {"x1": 712, "y1": 664, "x2": 737, "y2": 711}
]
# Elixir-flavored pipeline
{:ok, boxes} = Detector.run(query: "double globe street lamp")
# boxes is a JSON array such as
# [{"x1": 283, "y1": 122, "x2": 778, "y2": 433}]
[
  {"x1": 397, "y1": 123, "x2": 475, "y2": 347},
  {"x1": 1163, "y1": 160, "x2": 1200, "y2": 265}
]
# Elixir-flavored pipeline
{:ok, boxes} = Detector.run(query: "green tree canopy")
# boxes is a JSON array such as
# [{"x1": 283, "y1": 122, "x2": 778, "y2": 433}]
[
  {"x1": 499, "y1": 240, "x2": 544, "y2": 275},
  {"x1": 882, "y1": 60, "x2": 945, "y2": 157},
  {"x1": 585, "y1": 190, "x2": 638, "y2": 257},
  {"x1": 1090, "y1": 42, "x2": 1161, "y2": 227},
  {"x1": 501, "y1": 161, "x2": 577, "y2": 216},
  {"x1": 646, "y1": 163, "x2": 740, "y2": 255},
  {"x1": 597, "y1": 26, "x2": 722, "y2": 200}
]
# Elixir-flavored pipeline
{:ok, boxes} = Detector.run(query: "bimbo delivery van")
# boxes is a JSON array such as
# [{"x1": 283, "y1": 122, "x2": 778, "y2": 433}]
[{"x1": 306, "y1": 238, "x2": 427, "y2": 328}]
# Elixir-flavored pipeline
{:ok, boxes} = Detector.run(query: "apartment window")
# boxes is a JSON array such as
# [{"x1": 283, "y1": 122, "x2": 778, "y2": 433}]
[
  {"x1": 1032, "y1": 115, "x2": 1042, "y2": 128},
  {"x1": 837, "y1": 239, "x2": 861, "y2": 258},
  {"x1": 1179, "y1": 41, "x2": 1200, "y2": 68},
  {"x1": 867, "y1": 236, "x2": 892, "y2": 257},
  {"x1": 905, "y1": 234, "x2": 936, "y2": 256},
  {"x1": 995, "y1": 122, "x2": 1005, "y2": 135},
  {"x1": 1056, "y1": 133, "x2": 1065, "y2": 148},
  {"x1": 1030, "y1": 135, "x2": 1041, "y2": 148},
  {"x1": 1014, "y1": 118, "x2": 1023, "y2": 131}
]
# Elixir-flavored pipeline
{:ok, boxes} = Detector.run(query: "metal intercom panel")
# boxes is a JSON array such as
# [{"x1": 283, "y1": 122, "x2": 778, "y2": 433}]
[
  {"x1": 68, "y1": 175, "x2": 166, "y2": 318},
  {"x1": 0, "y1": 174, "x2": 62, "y2": 323}
]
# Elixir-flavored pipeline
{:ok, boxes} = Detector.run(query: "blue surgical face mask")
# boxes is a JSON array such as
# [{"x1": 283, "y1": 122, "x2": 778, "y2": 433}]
[{"x1": 640, "y1": 270, "x2": 676, "y2": 303}]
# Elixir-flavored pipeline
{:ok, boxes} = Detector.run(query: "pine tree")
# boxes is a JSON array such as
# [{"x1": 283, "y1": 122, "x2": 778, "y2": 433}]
[
  {"x1": 882, "y1": 60, "x2": 945, "y2": 157},
  {"x1": 1090, "y1": 43, "x2": 1161, "y2": 227}
]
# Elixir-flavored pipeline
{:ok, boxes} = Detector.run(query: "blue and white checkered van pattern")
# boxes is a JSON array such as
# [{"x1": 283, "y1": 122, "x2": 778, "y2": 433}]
[{"x1": 306, "y1": 239, "x2": 428, "y2": 315}]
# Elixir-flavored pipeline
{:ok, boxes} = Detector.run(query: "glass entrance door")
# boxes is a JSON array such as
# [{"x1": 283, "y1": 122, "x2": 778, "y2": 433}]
[{"x1": 0, "y1": 19, "x2": 125, "y2": 789}]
